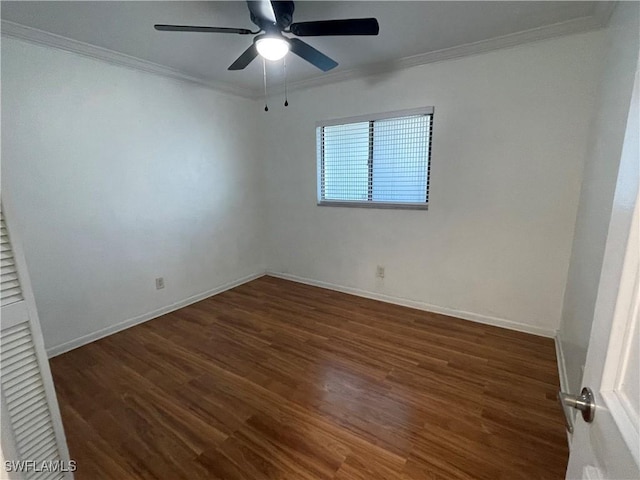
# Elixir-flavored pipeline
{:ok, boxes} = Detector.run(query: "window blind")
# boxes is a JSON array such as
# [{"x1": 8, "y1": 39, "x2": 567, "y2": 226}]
[{"x1": 317, "y1": 107, "x2": 433, "y2": 209}]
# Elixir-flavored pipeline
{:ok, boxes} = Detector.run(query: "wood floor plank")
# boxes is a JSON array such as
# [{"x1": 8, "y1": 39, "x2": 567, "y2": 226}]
[{"x1": 49, "y1": 276, "x2": 568, "y2": 478}]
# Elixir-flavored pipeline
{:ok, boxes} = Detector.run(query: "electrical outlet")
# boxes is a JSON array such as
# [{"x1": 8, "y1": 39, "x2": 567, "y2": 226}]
[
  {"x1": 376, "y1": 265, "x2": 385, "y2": 279},
  {"x1": 155, "y1": 277, "x2": 165, "y2": 290}
]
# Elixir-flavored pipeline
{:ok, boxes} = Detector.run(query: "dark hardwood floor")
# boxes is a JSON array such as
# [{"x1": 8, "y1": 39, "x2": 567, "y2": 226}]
[{"x1": 49, "y1": 276, "x2": 568, "y2": 479}]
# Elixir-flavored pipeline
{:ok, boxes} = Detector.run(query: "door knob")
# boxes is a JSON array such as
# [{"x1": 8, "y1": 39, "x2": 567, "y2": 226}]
[{"x1": 558, "y1": 387, "x2": 596, "y2": 432}]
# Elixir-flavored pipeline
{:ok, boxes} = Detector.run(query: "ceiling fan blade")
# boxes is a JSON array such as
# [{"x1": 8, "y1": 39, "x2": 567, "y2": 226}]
[
  {"x1": 289, "y1": 18, "x2": 379, "y2": 36},
  {"x1": 154, "y1": 25, "x2": 254, "y2": 35},
  {"x1": 246, "y1": 0, "x2": 277, "y2": 24},
  {"x1": 288, "y1": 38, "x2": 338, "y2": 72},
  {"x1": 228, "y1": 43, "x2": 259, "y2": 70}
]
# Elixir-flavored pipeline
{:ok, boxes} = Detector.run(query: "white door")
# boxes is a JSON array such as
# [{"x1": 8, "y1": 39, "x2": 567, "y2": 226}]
[
  {"x1": 0, "y1": 199, "x2": 74, "y2": 480},
  {"x1": 565, "y1": 65, "x2": 640, "y2": 479}
]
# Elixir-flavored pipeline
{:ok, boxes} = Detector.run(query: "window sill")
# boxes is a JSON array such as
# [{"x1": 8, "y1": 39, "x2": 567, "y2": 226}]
[{"x1": 317, "y1": 201, "x2": 428, "y2": 210}]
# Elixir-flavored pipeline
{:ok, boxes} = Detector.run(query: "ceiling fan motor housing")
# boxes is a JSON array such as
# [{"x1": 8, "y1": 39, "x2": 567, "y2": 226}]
[{"x1": 250, "y1": 1, "x2": 295, "y2": 31}]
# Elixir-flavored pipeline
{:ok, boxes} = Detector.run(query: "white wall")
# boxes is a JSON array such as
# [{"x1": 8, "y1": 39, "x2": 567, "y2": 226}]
[
  {"x1": 0, "y1": 24, "x2": 615, "y2": 354},
  {"x1": 1, "y1": 38, "x2": 266, "y2": 355},
  {"x1": 558, "y1": 2, "x2": 640, "y2": 395},
  {"x1": 262, "y1": 31, "x2": 606, "y2": 336}
]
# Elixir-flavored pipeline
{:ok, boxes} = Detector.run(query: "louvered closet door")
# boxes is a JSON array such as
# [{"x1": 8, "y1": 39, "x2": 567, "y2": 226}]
[{"x1": 1, "y1": 205, "x2": 73, "y2": 480}]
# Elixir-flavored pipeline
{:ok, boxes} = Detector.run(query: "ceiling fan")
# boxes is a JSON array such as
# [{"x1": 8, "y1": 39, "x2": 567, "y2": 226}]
[{"x1": 154, "y1": 0, "x2": 379, "y2": 72}]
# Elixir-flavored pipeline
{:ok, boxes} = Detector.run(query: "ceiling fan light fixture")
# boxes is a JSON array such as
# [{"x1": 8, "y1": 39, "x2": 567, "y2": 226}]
[{"x1": 256, "y1": 36, "x2": 289, "y2": 61}]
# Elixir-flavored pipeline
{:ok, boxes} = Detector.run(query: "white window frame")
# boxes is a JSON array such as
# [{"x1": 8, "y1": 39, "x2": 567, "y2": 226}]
[{"x1": 316, "y1": 107, "x2": 433, "y2": 210}]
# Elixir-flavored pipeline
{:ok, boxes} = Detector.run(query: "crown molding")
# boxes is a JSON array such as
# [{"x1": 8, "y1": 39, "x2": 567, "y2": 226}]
[
  {"x1": 592, "y1": 1, "x2": 618, "y2": 27},
  {"x1": 285, "y1": 14, "x2": 606, "y2": 95},
  {"x1": 2, "y1": 7, "x2": 610, "y2": 100},
  {"x1": 0, "y1": 20, "x2": 256, "y2": 99}
]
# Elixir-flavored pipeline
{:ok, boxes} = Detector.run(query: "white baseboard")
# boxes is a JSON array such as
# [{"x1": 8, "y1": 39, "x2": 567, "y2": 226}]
[
  {"x1": 267, "y1": 271, "x2": 557, "y2": 338},
  {"x1": 46, "y1": 271, "x2": 265, "y2": 358},
  {"x1": 48, "y1": 269, "x2": 558, "y2": 357}
]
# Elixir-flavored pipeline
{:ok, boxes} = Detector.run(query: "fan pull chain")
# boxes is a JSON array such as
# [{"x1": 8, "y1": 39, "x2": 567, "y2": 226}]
[
  {"x1": 263, "y1": 58, "x2": 269, "y2": 112},
  {"x1": 283, "y1": 56, "x2": 289, "y2": 107}
]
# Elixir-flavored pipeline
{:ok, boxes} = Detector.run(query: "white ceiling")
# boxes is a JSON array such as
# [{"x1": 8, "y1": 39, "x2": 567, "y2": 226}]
[{"x1": 1, "y1": 1, "x2": 610, "y2": 97}]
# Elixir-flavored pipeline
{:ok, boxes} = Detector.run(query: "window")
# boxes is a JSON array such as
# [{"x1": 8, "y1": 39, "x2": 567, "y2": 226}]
[{"x1": 316, "y1": 107, "x2": 433, "y2": 209}]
